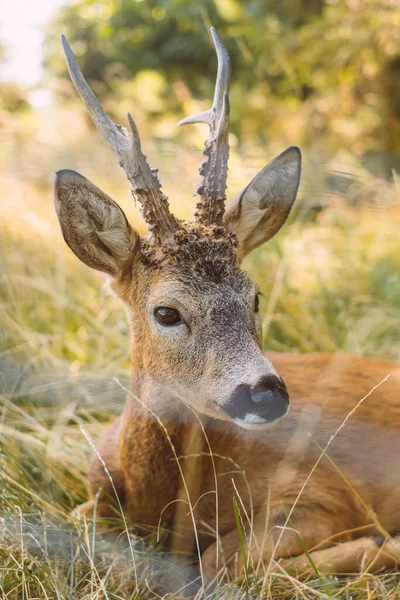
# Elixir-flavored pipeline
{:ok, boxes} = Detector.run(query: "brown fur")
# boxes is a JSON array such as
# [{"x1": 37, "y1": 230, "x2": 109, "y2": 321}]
[
  {"x1": 87, "y1": 350, "x2": 400, "y2": 583},
  {"x1": 54, "y1": 163, "x2": 400, "y2": 586}
]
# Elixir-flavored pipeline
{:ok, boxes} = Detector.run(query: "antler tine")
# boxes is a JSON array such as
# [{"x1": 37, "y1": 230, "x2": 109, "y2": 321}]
[
  {"x1": 61, "y1": 35, "x2": 178, "y2": 247},
  {"x1": 178, "y1": 27, "x2": 231, "y2": 227},
  {"x1": 178, "y1": 28, "x2": 230, "y2": 127}
]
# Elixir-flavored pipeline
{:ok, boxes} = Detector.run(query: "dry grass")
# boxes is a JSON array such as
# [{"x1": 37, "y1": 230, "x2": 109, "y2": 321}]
[{"x1": 1, "y1": 118, "x2": 400, "y2": 597}]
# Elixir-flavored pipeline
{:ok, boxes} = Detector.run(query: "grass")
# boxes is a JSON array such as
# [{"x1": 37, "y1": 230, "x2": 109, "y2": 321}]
[{"x1": 1, "y1": 132, "x2": 400, "y2": 598}]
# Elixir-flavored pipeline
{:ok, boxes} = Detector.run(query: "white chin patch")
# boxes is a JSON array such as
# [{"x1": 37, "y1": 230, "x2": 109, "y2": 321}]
[{"x1": 233, "y1": 413, "x2": 277, "y2": 430}]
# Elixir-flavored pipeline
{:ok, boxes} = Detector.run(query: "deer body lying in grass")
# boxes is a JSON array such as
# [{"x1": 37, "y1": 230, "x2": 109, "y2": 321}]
[{"x1": 55, "y1": 29, "x2": 400, "y2": 587}]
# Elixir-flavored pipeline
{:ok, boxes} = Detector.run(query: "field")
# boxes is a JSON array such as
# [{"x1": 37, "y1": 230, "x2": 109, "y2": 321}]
[{"x1": 1, "y1": 112, "x2": 400, "y2": 598}]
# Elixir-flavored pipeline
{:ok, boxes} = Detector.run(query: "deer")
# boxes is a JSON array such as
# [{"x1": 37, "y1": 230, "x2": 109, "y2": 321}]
[{"x1": 55, "y1": 28, "x2": 400, "y2": 589}]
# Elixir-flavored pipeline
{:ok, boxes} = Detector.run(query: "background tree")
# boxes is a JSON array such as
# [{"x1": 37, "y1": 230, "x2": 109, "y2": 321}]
[{"x1": 44, "y1": 0, "x2": 400, "y2": 163}]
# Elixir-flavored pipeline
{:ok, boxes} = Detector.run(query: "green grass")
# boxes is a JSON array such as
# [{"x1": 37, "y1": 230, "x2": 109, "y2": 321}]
[{"x1": 1, "y1": 153, "x2": 400, "y2": 598}]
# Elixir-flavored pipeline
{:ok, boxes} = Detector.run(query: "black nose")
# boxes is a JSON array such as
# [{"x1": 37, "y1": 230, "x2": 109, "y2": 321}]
[{"x1": 222, "y1": 375, "x2": 289, "y2": 423}]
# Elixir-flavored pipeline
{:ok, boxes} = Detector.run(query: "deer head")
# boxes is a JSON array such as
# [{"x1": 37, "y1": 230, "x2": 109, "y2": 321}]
[{"x1": 55, "y1": 29, "x2": 301, "y2": 429}]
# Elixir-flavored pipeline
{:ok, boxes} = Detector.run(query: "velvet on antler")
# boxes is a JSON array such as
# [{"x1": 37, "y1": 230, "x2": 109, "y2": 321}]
[
  {"x1": 61, "y1": 35, "x2": 179, "y2": 248},
  {"x1": 178, "y1": 27, "x2": 231, "y2": 227}
]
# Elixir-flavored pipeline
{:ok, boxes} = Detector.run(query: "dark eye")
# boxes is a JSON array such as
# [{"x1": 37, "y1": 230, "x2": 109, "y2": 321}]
[
  {"x1": 254, "y1": 293, "x2": 261, "y2": 313},
  {"x1": 154, "y1": 306, "x2": 182, "y2": 326}
]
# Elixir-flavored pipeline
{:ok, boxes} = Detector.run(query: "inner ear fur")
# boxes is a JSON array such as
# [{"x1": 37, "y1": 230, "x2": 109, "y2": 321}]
[
  {"x1": 224, "y1": 146, "x2": 301, "y2": 261},
  {"x1": 54, "y1": 170, "x2": 140, "y2": 276}
]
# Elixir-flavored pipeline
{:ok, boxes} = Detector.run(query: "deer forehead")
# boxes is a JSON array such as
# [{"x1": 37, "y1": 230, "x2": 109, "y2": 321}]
[
  {"x1": 147, "y1": 277, "x2": 255, "y2": 311},
  {"x1": 120, "y1": 236, "x2": 242, "y2": 286},
  {"x1": 146, "y1": 246, "x2": 255, "y2": 304}
]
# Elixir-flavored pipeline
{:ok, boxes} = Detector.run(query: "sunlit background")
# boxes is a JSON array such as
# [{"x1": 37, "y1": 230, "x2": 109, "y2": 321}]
[{"x1": 1, "y1": 1, "x2": 400, "y2": 598}]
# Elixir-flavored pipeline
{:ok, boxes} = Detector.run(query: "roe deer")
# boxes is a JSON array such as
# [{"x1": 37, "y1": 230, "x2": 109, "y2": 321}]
[{"x1": 55, "y1": 29, "x2": 400, "y2": 587}]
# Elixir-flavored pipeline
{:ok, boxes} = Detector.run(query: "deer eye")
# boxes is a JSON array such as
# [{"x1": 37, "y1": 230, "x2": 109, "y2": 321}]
[
  {"x1": 254, "y1": 292, "x2": 261, "y2": 313},
  {"x1": 154, "y1": 307, "x2": 182, "y2": 326}
]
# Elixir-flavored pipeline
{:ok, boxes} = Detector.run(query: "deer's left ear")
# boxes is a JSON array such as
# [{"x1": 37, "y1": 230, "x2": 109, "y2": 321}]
[{"x1": 223, "y1": 146, "x2": 301, "y2": 261}]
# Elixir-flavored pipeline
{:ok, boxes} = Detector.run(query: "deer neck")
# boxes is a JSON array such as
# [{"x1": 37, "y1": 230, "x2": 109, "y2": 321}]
[{"x1": 119, "y1": 339, "x2": 207, "y2": 543}]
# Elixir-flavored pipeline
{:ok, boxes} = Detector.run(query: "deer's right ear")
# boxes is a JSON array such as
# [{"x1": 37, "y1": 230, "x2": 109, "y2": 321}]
[
  {"x1": 54, "y1": 170, "x2": 140, "y2": 277},
  {"x1": 224, "y1": 147, "x2": 301, "y2": 261}
]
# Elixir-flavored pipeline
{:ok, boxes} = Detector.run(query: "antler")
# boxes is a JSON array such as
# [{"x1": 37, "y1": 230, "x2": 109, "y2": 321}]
[
  {"x1": 61, "y1": 35, "x2": 179, "y2": 247},
  {"x1": 178, "y1": 27, "x2": 231, "y2": 227}
]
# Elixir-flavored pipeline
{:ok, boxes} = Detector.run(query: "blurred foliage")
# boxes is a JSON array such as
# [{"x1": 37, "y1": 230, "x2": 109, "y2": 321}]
[
  {"x1": 0, "y1": 82, "x2": 30, "y2": 113},
  {"x1": 0, "y1": 37, "x2": 31, "y2": 125},
  {"x1": 44, "y1": 0, "x2": 400, "y2": 160}
]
